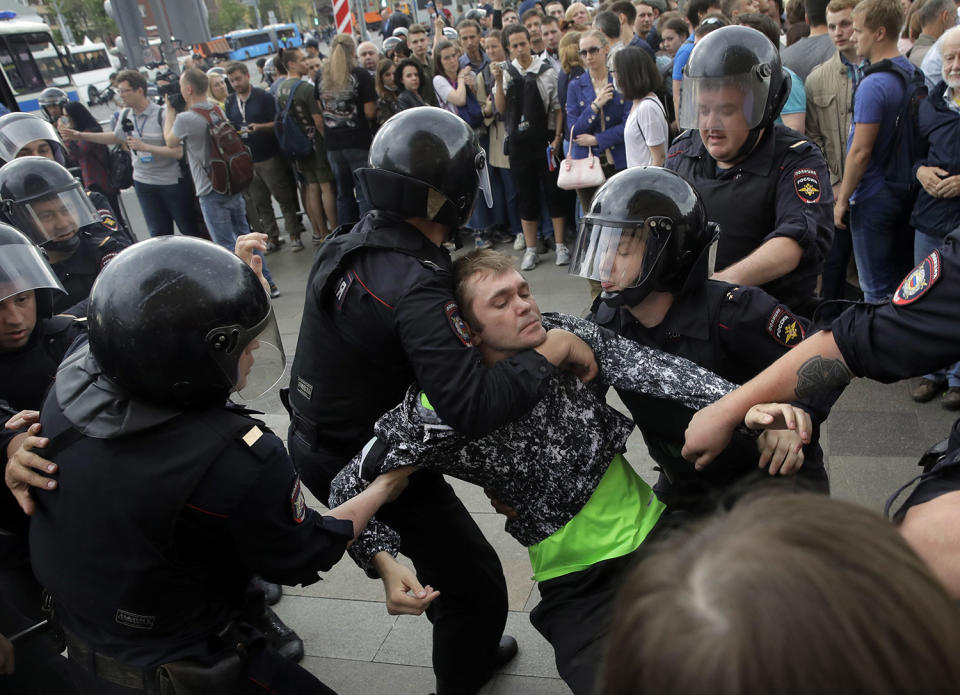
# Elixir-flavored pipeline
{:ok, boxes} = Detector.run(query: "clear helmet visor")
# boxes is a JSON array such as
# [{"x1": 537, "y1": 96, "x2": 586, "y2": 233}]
[
  {"x1": 9, "y1": 187, "x2": 100, "y2": 247},
  {"x1": 477, "y1": 146, "x2": 493, "y2": 208},
  {"x1": 0, "y1": 244, "x2": 65, "y2": 302},
  {"x1": 568, "y1": 217, "x2": 673, "y2": 290},
  {"x1": 208, "y1": 309, "x2": 287, "y2": 402},
  {"x1": 677, "y1": 74, "x2": 770, "y2": 132},
  {"x1": 0, "y1": 117, "x2": 63, "y2": 163}
]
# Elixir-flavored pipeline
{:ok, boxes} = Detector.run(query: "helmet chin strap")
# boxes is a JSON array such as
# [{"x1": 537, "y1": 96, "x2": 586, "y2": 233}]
[{"x1": 599, "y1": 281, "x2": 654, "y2": 308}]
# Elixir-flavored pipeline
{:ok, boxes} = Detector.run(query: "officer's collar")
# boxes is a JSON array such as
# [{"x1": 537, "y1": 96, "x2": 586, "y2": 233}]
[
  {"x1": 623, "y1": 283, "x2": 711, "y2": 342},
  {"x1": 691, "y1": 128, "x2": 778, "y2": 178},
  {"x1": 365, "y1": 211, "x2": 453, "y2": 268}
]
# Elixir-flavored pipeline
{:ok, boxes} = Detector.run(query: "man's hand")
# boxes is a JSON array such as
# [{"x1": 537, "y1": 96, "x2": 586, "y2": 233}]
[
  {"x1": 126, "y1": 135, "x2": 146, "y2": 151},
  {"x1": 5, "y1": 424, "x2": 57, "y2": 516},
  {"x1": 234, "y1": 232, "x2": 270, "y2": 293},
  {"x1": 0, "y1": 633, "x2": 13, "y2": 675},
  {"x1": 4, "y1": 410, "x2": 38, "y2": 431},
  {"x1": 483, "y1": 487, "x2": 519, "y2": 519},
  {"x1": 936, "y1": 173, "x2": 960, "y2": 199},
  {"x1": 535, "y1": 328, "x2": 598, "y2": 382},
  {"x1": 370, "y1": 467, "x2": 416, "y2": 505},
  {"x1": 744, "y1": 402, "x2": 812, "y2": 442},
  {"x1": 833, "y1": 197, "x2": 849, "y2": 229},
  {"x1": 756, "y1": 429, "x2": 805, "y2": 475},
  {"x1": 58, "y1": 125, "x2": 80, "y2": 141},
  {"x1": 372, "y1": 552, "x2": 440, "y2": 615},
  {"x1": 434, "y1": 15, "x2": 445, "y2": 34},
  {"x1": 917, "y1": 165, "x2": 948, "y2": 197},
  {"x1": 682, "y1": 401, "x2": 743, "y2": 470}
]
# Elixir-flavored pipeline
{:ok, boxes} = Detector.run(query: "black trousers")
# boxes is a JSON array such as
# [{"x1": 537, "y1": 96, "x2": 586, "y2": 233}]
[{"x1": 289, "y1": 432, "x2": 510, "y2": 695}]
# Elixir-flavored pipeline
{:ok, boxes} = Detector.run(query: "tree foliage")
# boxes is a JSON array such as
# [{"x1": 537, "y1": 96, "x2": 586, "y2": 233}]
[
  {"x1": 210, "y1": 0, "x2": 253, "y2": 34},
  {"x1": 49, "y1": 0, "x2": 117, "y2": 44}
]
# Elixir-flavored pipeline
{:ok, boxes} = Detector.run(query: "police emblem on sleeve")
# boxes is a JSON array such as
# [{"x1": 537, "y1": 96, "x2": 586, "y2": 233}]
[
  {"x1": 444, "y1": 300, "x2": 472, "y2": 347},
  {"x1": 290, "y1": 475, "x2": 307, "y2": 524},
  {"x1": 766, "y1": 307, "x2": 806, "y2": 347},
  {"x1": 894, "y1": 250, "x2": 942, "y2": 306},
  {"x1": 793, "y1": 169, "x2": 821, "y2": 203},
  {"x1": 98, "y1": 209, "x2": 119, "y2": 232}
]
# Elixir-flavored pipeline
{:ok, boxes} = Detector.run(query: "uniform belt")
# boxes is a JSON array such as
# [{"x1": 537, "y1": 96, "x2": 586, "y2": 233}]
[{"x1": 63, "y1": 627, "x2": 158, "y2": 693}]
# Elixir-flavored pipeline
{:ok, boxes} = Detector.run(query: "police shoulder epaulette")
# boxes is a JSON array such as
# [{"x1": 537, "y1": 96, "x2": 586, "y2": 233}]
[{"x1": 97, "y1": 236, "x2": 112, "y2": 247}]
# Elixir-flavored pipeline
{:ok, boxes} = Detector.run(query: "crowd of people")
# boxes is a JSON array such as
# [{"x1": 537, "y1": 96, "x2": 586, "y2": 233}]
[{"x1": 3, "y1": 0, "x2": 960, "y2": 691}]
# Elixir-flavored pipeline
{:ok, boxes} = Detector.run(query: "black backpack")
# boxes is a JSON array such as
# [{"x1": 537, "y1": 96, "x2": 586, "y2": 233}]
[
  {"x1": 503, "y1": 61, "x2": 551, "y2": 156},
  {"x1": 275, "y1": 80, "x2": 316, "y2": 161},
  {"x1": 859, "y1": 59, "x2": 928, "y2": 201}
]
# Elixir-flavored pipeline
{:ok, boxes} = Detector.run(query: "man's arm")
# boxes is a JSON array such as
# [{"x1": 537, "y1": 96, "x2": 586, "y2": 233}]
[
  {"x1": 834, "y1": 122, "x2": 880, "y2": 228},
  {"x1": 60, "y1": 128, "x2": 121, "y2": 146},
  {"x1": 711, "y1": 236, "x2": 805, "y2": 286},
  {"x1": 164, "y1": 102, "x2": 183, "y2": 152}
]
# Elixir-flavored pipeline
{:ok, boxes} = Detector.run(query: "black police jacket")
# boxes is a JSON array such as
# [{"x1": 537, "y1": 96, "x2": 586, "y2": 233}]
[
  {"x1": 665, "y1": 125, "x2": 834, "y2": 311},
  {"x1": 29, "y1": 344, "x2": 353, "y2": 666},
  {"x1": 288, "y1": 211, "x2": 553, "y2": 468},
  {"x1": 592, "y1": 280, "x2": 829, "y2": 497}
]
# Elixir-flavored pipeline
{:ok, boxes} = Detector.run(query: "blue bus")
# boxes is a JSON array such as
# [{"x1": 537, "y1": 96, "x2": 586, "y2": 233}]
[
  {"x1": 0, "y1": 15, "x2": 79, "y2": 113},
  {"x1": 223, "y1": 23, "x2": 302, "y2": 60}
]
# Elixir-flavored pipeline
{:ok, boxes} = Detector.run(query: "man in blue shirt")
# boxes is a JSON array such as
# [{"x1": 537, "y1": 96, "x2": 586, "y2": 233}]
[{"x1": 833, "y1": 0, "x2": 919, "y2": 303}]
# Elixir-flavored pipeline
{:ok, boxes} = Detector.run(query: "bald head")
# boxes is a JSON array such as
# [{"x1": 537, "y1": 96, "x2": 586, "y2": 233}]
[{"x1": 357, "y1": 41, "x2": 380, "y2": 71}]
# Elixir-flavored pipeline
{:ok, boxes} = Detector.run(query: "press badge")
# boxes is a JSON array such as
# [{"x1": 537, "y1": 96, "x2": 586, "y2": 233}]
[{"x1": 139, "y1": 153, "x2": 153, "y2": 163}]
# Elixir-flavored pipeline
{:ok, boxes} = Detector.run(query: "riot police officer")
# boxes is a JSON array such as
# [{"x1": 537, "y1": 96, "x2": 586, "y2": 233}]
[
  {"x1": 570, "y1": 167, "x2": 833, "y2": 509},
  {"x1": 666, "y1": 26, "x2": 833, "y2": 315},
  {"x1": 26, "y1": 236, "x2": 412, "y2": 694},
  {"x1": 0, "y1": 157, "x2": 128, "y2": 317},
  {"x1": 286, "y1": 107, "x2": 597, "y2": 695}
]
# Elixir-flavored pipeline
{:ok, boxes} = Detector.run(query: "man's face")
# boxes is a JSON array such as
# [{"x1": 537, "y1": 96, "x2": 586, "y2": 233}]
[
  {"x1": 17, "y1": 140, "x2": 54, "y2": 160},
  {"x1": 460, "y1": 25, "x2": 482, "y2": 55},
  {"x1": 600, "y1": 232, "x2": 648, "y2": 292},
  {"x1": 306, "y1": 45, "x2": 320, "y2": 58},
  {"x1": 466, "y1": 270, "x2": 546, "y2": 357},
  {"x1": 546, "y1": 1, "x2": 564, "y2": 20},
  {"x1": 524, "y1": 14, "x2": 543, "y2": 45},
  {"x1": 358, "y1": 42, "x2": 380, "y2": 70},
  {"x1": 697, "y1": 85, "x2": 752, "y2": 163},
  {"x1": 826, "y1": 8, "x2": 854, "y2": 51},
  {"x1": 117, "y1": 80, "x2": 144, "y2": 108},
  {"x1": 0, "y1": 291, "x2": 37, "y2": 351},
  {"x1": 635, "y1": 3, "x2": 655, "y2": 34},
  {"x1": 287, "y1": 52, "x2": 308, "y2": 77},
  {"x1": 942, "y1": 31, "x2": 960, "y2": 88},
  {"x1": 409, "y1": 31, "x2": 429, "y2": 59},
  {"x1": 761, "y1": 0, "x2": 781, "y2": 25},
  {"x1": 228, "y1": 70, "x2": 251, "y2": 95},
  {"x1": 851, "y1": 13, "x2": 878, "y2": 60},
  {"x1": 30, "y1": 197, "x2": 80, "y2": 243},
  {"x1": 235, "y1": 339, "x2": 259, "y2": 392},
  {"x1": 509, "y1": 31, "x2": 532, "y2": 61},
  {"x1": 45, "y1": 104, "x2": 63, "y2": 120},
  {"x1": 542, "y1": 21, "x2": 561, "y2": 50},
  {"x1": 306, "y1": 56, "x2": 322, "y2": 74},
  {"x1": 503, "y1": 10, "x2": 519, "y2": 24}
]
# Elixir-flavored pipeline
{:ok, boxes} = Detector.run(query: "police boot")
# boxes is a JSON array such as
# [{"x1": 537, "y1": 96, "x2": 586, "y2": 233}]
[
  {"x1": 256, "y1": 607, "x2": 305, "y2": 663},
  {"x1": 251, "y1": 576, "x2": 283, "y2": 606}
]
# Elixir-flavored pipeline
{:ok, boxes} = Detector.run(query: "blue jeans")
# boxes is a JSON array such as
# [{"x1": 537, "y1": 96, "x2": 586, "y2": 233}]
[
  {"x1": 326, "y1": 148, "x2": 370, "y2": 227},
  {"x1": 134, "y1": 178, "x2": 200, "y2": 238},
  {"x1": 199, "y1": 191, "x2": 274, "y2": 286},
  {"x1": 489, "y1": 165, "x2": 521, "y2": 235},
  {"x1": 848, "y1": 190, "x2": 914, "y2": 304},
  {"x1": 915, "y1": 229, "x2": 960, "y2": 387}
]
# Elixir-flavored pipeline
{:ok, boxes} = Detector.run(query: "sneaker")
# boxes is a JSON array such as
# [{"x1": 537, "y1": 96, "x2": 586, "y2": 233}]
[
  {"x1": 290, "y1": 239, "x2": 304, "y2": 252},
  {"x1": 312, "y1": 233, "x2": 324, "y2": 246},
  {"x1": 911, "y1": 377, "x2": 946, "y2": 402},
  {"x1": 492, "y1": 228, "x2": 515, "y2": 245},
  {"x1": 520, "y1": 248, "x2": 539, "y2": 271},
  {"x1": 513, "y1": 233, "x2": 525, "y2": 250},
  {"x1": 264, "y1": 240, "x2": 280, "y2": 255},
  {"x1": 943, "y1": 387, "x2": 960, "y2": 410},
  {"x1": 474, "y1": 232, "x2": 491, "y2": 249},
  {"x1": 555, "y1": 243, "x2": 570, "y2": 266},
  {"x1": 269, "y1": 283, "x2": 281, "y2": 299}
]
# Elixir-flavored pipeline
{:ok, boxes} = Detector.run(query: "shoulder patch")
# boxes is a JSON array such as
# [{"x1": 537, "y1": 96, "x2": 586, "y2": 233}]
[
  {"x1": 893, "y1": 250, "x2": 942, "y2": 306},
  {"x1": 766, "y1": 306, "x2": 806, "y2": 347},
  {"x1": 724, "y1": 286, "x2": 742, "y2": 302},
  {"x1": 98, "y1": 210, "x2": 118, "y2": 232},
  {"x1": 789, "y1": 140, "x2": 808, "y2": 149},
  {"x1": 242, "y1": 426, "x2": 263, "y2": 447},
  {"x1": 290, "y1": 475, "x2": 307, "y2": 524},
  {"x1": 793, "y1": 168, "x2": 821, "y2": 203},
  {"x1": 444, "y1": 300, "x2": 472, "y2": 347}
]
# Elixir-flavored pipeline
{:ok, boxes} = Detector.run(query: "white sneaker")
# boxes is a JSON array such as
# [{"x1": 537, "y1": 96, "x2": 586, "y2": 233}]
[
  {"x1": 513, "y1": 233, "x2": 525, "y2": 250},
  {"x1": 521, "y1": 248, "x2": 539, "y2": 271},
  {"x1": 555, "y1": 244, "x2": 570, "y2": 266}
]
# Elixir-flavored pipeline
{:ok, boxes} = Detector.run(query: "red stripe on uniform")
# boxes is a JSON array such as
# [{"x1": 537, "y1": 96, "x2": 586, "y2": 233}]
[
  {"x1": 352, "y1": 271, "x2": 394, "y2": 309},
  {"x1": 184, "y1": 503, "x2": 229, "y2": 518}
]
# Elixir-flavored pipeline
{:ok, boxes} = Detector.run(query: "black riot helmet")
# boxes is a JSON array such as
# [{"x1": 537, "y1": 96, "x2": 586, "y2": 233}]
[
  {"x1": 0, "y1": 157, "x2": 100, "y2": 255},
  {"x1": 354, "y1": 107, "x2": 493, "y2": 229},
  {"x1": 38, "y1": 87, "x2": 69, "y2": 123},
  {"x1": 87, "y1": 237, "x2": 286, "y2": 409},
  {"x1": 0, "y1": 112, "x2": 68, "y2": 165},
  {"x1": 0, "y1": 223, "x2": 65, "y2": 320},
  {"x1": 569, "y1": 167, "x2": 719, "y2": 306},
  {"x1": 678, "y1": 25, "x2": 790, "y2": 159}
]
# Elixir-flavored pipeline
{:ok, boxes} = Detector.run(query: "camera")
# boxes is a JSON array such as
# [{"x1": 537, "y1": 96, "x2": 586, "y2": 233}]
[{"x1": 156, "y1": 73, "x2": 186, "y2": 112}]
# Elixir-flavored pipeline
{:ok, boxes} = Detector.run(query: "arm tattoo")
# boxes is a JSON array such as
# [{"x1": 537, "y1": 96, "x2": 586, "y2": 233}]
[{"x1": 795, "y1": 356, "x2": 853, "y2": 400}]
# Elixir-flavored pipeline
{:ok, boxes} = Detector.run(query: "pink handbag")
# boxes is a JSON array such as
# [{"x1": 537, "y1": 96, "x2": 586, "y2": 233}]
[{"x1": 557, "y1": 126, "x2": 606, "y2": 190}]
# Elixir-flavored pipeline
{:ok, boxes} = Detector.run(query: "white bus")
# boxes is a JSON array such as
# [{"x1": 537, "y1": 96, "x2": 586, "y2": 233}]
[
  {"x1": 66, "y1": 41, "x2": 119, "y2": 93},
  {"x1": 0, "y1": 14, "x2": 78, "y2": 113}
]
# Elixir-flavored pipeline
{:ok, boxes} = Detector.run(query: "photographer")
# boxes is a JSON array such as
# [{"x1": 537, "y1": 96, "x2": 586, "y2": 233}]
[{"x1": 61, "y1": 70, "x2": 200, "y2": 239}]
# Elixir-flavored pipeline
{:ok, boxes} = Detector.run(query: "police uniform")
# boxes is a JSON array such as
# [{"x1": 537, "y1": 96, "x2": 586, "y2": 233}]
[
  {"x1": 592, "y1": 279, "x2": 831, "y2": 506},
  {"x1": 665, "y1": 124, "x2": 834, "y2": 314},
  {"x1": 287, "y1": 211, "x2": 554, "y2": 694},
  {"x1": 29, "y1": 343, "x2": 348, "y2": 695}
]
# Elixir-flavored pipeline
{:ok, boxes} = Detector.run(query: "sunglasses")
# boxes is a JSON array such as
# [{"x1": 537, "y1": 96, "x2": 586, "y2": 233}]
[{"x1": 579, "y1": 45, "x2": 602, "y2": 57}]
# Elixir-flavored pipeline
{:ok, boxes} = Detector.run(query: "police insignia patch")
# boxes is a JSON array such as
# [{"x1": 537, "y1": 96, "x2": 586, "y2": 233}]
[
  {"x1": 793, "y1": 169, "x2": 821, "y2": 203},
  {"x1": 98, "y1": 210, "x2": 119, "y2": 232},
  {"x1": 290, "y1": 475, "x2": 306, "y2": 524},
  {"x1": 444, "y1": 300, "x2": 472, "y2": 347},
  {"x1": 766, "y1": 307, "x2": 806, "y2": 347},
  {"x1": 894, "y1": 250, "x2": 941, "y2": 306}
]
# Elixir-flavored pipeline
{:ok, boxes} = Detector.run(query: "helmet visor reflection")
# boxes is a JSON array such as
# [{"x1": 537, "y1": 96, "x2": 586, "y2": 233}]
[
  {"x1": 568, "y1": 217, "x2": 672, "y2": 289},
  {"x1": 208, "y1": 309, "x2": 286, "y2": 402},
  {"x1": 12, "y1": 187, "x2": 100, "y2": 246},
  {"x1": 0, "y1": 117, "x2": 62, "y2": 163},
  {"x1": 0, "y1": 244, "x2": 65, "y2": 302},
  {"x1": 677, "y1": 74, "x2": 769, "y2": 132}
]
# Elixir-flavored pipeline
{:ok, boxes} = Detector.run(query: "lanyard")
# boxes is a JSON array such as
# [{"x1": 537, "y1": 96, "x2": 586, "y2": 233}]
[
  {"x1": 238, "y1": 95, "x2": 248, "y2": 123},
  {"x1": 133, "y1": 110, "x2": 148, "y2": 138}
]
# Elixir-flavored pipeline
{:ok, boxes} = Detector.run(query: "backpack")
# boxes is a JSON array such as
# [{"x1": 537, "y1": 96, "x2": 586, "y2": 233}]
[
  {"x1": 274, "y1": 81, "x2": 316, "y2": 160},
  {"x1": 503, "y1": 61, "x2": 551, "y2": 156},
  {"x1": 108, "y1": 145, "x2": 133, "y2": 190},
  {"x1": 191, "y1": 104, "x2": 254, "y2": 195},
  {"x1": 859, "y1": 59, "x2": 928, "y2": 201}
]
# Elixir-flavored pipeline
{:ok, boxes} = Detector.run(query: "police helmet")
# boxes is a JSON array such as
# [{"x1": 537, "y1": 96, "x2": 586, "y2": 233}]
[
  {"x1": 383, "y1": 36, "x2": 403, "y2": 54},
  {"x1": 0, "y1": 112, "x2": 67, "y2": 165},
  {"x1": 263, "y1": 56, "x2": 277, "y2": 79},
  {"x1": 0, "y1": 157, "x2": 100, "y2": 254},
  {"x1": 678, "y1": 25, "x2": 790, "y2": 152},
  {"x1": 393, "y1": 26, "x2": 409, "y2": 38},
  {"x1": 0, "y1": 223, "x2": 65, "y2": 320},
  {"x1": 354, "y1": 107, "x2": 492, "y2": 229},
  {"x1": 569, "y1": 167, "x2": 718, "y2": 306},
  {"x1": 38, "y1": 87, "x2": 69, "y2": 123},
  {"x1": 87, "y1": 236, "x2": 286, "y2": 409}
]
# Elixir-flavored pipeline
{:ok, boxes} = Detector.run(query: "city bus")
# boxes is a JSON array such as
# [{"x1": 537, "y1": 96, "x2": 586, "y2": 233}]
[
  {"x1": 222, "y1": 23, "x2": 302, "y2": 60},
  {"x1": 65, "y1": 41, "x2": 119, "y2": 93},
  {"x1": 0, "y1": 14, "x2": 79, "y2": 112}
]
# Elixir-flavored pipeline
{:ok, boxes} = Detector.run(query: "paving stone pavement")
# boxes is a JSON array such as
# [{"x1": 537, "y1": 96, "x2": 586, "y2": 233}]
[{"x1": 119, "y1": 189, "x2": 956, "y2": 694}]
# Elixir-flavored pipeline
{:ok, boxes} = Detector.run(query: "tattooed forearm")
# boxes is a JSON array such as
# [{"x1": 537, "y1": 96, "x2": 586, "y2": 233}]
[{"x1": 795, "y1": 356, "x2": 853, "y2": 399}]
